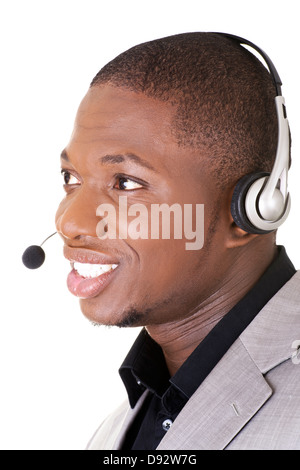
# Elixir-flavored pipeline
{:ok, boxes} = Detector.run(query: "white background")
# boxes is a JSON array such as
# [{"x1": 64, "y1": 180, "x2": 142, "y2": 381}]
[{"x1": 0, "y1": 0, "x2": 299, "y2": 450}]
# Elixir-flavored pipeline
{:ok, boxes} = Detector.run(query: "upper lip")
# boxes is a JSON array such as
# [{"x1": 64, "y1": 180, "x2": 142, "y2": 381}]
[{"x1": 63, "y1": 245, "x2": 120, "y2": 265}]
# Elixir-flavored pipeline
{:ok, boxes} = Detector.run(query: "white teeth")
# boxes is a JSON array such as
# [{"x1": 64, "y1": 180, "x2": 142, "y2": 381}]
[{"x1": 73, "y1": 262, "x2": 118, "y2": 279}]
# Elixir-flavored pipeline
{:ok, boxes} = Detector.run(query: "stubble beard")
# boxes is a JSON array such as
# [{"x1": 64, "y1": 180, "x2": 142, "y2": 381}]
[{"x1": 90, "y1": 306, "x2": 150, "y2": 329}]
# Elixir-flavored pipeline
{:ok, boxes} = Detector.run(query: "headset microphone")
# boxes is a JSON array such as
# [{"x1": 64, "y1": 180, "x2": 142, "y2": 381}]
[{"x1": 22, "y1": 232, "x2": 57, "y2": 269}]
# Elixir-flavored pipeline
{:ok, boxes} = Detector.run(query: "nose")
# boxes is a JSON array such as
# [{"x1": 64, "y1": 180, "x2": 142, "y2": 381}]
[{"x1": 55, "y1": 190, "x2": 102, "y2": 241}]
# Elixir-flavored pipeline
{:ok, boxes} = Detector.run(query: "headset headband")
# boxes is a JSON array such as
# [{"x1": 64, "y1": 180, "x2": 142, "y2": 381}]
[
  {"x1": 216, "y1": 33, "x2": 283, "y2": 95},
  {"x1": 214, "y1": 32, "x2": 291, "y2": 233}
]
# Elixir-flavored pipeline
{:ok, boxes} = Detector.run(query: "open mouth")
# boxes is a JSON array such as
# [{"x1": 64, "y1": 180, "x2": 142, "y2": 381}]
[
  {"x1": 67, "y1": 262, "x2": 119, "y2": 299},
  {"x1": 73, "y1": 261, "x2": 118, "y2": 279},
  {"x1": 63, "y1": 246, "x2": 120, "y2": 299}
]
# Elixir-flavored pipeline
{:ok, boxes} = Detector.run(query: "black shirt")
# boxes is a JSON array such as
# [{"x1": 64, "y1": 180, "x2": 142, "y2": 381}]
[{"x1": 119, "y1": 246, "x2": 296, "y2": 450}]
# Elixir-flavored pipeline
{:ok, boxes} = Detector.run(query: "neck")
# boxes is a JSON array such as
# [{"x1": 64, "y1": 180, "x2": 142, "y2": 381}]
[{"x1": 146, "y1": 242, "x2": 277, "y2": 376}]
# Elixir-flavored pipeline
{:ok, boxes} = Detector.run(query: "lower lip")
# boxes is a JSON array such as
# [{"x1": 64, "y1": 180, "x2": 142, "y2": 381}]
[{"x1": 67, "y1": 267, "x2": 117, "y2": 299}]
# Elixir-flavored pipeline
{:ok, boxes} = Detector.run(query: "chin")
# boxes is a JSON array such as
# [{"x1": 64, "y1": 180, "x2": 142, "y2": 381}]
[{"x1": 79, "y1": 298, "x2": 147, "y2": 328}]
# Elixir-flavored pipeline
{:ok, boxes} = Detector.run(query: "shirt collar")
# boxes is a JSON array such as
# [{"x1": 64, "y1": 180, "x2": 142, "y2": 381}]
[
  {"x1": 119, "y1": 246, "x2": 296, "y2": 408},
  {"x1": 119, "y1": 328, "x2": 170, "y2": 407}
]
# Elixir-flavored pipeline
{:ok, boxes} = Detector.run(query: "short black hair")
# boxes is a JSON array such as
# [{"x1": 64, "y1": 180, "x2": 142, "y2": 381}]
[{"x1": 90, "y1": 32, "x2": 279, "y2": 189}]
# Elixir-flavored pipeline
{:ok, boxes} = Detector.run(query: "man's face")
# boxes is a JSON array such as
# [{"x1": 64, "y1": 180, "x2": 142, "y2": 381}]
[{"x1": 55, "y1": 85, "x2": 231, "y2": 327}]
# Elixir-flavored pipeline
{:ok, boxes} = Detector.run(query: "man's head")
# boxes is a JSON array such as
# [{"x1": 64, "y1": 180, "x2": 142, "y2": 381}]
[{"x1": 55, "y1": 32, "x2": 278, "y2": 327}]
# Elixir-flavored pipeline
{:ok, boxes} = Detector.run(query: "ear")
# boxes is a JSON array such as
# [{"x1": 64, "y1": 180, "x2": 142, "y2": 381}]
[{"x1": 226, "y1": 220, "x2": 259, "y2": 248}]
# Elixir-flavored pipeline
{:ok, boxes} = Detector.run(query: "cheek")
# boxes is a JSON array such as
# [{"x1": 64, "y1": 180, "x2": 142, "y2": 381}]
[
  {"x1": 127, "y1": 237, "x2": 201, "y2": 292},
  {"x1": 120, "y1": 202, "x2": 212, "y2": 284},
  {"x1": 123, "y1": 201, "x2": 224, "y2": 296}
]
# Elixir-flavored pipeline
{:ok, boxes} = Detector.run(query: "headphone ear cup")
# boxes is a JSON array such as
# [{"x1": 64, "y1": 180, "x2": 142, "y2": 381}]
[{"x1": 231, "y1": 172, "x2": 273, "y2": 235}]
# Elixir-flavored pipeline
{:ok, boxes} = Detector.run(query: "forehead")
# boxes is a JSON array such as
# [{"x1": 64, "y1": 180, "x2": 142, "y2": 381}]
[
  {"x1": 74, "y1": 85, "x2": 176, "y2": 145},
  {"x1": 67, "y1": 84, "x2": 190, "y2": 176},
  {"x1": 68, "y1": 84, "x2": 208, "y2": 182}
]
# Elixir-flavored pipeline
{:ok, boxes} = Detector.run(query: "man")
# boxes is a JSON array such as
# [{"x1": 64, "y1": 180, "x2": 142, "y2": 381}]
[{"x1": 55, "y1": 32, "x2": 300, "y2": 450}]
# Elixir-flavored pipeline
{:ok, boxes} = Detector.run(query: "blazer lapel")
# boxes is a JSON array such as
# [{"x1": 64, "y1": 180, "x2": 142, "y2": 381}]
[
  {"x1": 157, "y1": 338, "x2": 272, "y2": 450},
  {"x1": 240, "y1": 271, "x2": 300, "y2": 373},
  {"x1": 87, "y1": 391, "x2": 149, "y2": 450},
  {"x1": 112, "y1": 391, "x2": 149, "y2": 450}
]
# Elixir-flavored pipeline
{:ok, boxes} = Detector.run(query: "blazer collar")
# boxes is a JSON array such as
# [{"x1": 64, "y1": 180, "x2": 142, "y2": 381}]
[{"x1": 240, "y1": 271, "x2": 300, "y2": 374}]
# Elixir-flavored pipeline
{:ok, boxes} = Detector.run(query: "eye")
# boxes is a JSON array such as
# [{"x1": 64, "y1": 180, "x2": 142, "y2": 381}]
[
  {"x1": 114, "y1": 176, "x2": 144, "y2": 191},
  {"x1": 61, "y1": 170, "x2": 80, "y2": 186}
]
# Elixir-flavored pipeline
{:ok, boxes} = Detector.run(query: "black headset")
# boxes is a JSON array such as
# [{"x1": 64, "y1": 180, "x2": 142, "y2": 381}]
[{"x1": 216, "y1": 33, "x2": 291, "y2": 234}]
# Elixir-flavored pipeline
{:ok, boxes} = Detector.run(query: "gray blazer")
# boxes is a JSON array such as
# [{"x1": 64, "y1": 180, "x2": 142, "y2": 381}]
[{"x1": 87, "y1": 271, "x2": 300, "y2": 450}]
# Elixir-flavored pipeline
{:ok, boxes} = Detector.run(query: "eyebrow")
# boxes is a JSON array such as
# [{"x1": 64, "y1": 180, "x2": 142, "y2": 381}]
[
  {"x1": 60, "y1": 150, "x2": 157, "y2": 173},
  {"x1": 101, "y1": 153, "x2": 157, "y2": 172}
]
